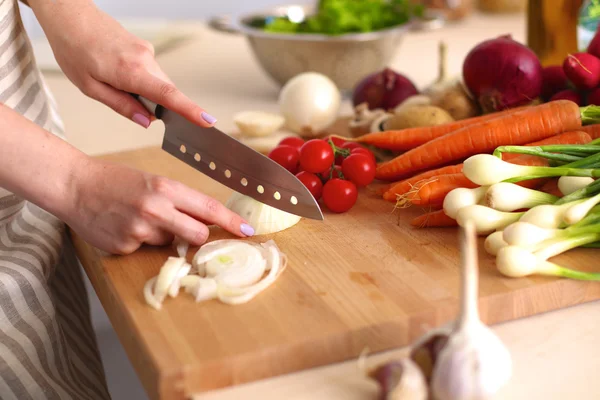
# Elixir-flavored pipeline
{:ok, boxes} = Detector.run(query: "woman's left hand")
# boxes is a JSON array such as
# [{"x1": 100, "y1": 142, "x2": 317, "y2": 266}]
[{"x1": 31, "y1": 0, "x2": 216, "y2": 128}]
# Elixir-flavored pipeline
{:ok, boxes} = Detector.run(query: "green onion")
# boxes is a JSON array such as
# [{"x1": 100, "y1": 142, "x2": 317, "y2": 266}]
[{"x1": 462, "y1": 154, "x2": 600, "y2": 186}]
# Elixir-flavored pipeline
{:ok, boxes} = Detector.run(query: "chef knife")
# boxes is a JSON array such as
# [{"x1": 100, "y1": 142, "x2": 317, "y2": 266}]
[{"x1": 132, "y1": 94, "x2": 324, "y2": 220}]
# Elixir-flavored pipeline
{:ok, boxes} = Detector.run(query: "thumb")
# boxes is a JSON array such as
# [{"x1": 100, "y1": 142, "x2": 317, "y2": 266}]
[{"x1": 85, "y1": 80, "x2": 153, "y2": 128}]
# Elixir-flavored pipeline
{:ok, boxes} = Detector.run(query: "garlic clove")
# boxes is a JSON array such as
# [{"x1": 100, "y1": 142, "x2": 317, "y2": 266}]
[
  {"x1": 409, "y1": 331, "x2": 450, "y2": 383},
  {"x1": 368, "y1": 357, "x2": 429, "y2": 400},
  {"x1": 233, "y1": 110, "x2": 286, "y2": 137}
]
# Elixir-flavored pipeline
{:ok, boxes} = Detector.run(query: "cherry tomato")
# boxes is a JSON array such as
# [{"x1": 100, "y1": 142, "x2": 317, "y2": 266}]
[
  {"x1": 342, "y1": 154, "x2": 376, "y2": 187},
  {"x1": 334, "y1": 152, "x2": 345, "y2": 166},
  {"x1": 268, "y1": 145, "x2": 300, "y2": 173},
  {"x1": 299, "y1": 139, "x2": 334, "y2": 173},
  {"x1": 322, "y1": 179, "x2": 358, "y2": 213},
  {"x1": 296, "y1": 171, "x2": 323, "y2": 200},
  {"x1": 351, "y1": 147, "x2": 376, "y2": 164},
  {"x1": 340, "y1": 142, "x2": 364, "y2": 151},
  {"x1": 278, "y1": 136, "x2": 305, "y2": 149},
  {"x1": 320, "y1": 165, "x2": 343, "y2": 182},
  {"x1": 324, "y1": 136, "x2": 347, "y2": 147}
]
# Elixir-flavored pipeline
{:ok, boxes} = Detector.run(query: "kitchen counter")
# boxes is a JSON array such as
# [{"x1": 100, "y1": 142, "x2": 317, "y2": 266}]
[{"x1": 41, "y1": 11, "x2": 600, "y2": 400}]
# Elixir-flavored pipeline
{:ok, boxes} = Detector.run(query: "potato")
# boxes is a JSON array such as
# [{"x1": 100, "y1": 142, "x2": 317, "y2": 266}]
[
  {"x1": 384, "y1": 105, "x2": 454, "y2": 130},
  {"x1": 430, "y1": 84, "x2": 480, "y2": 120},
  {"x1": 394, "y1": 95, "x2": 432, "y2": 113}
]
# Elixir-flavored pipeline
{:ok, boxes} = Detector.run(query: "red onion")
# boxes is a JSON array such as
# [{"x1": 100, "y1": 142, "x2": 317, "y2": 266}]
[
  {"x1": 352, "y1": 68, "x2": 419, "y2": 111},
  {"x1": 550, "y1": 89, "x2": 583, "y2": 105},
  {"x1": 462, "y1": 35, "x2": 543, "y2": 113},
  {"x1": 562, "y1": 52, "x2": 600, "y2": 90},
  {"x1": 586, "y1": 87, "x2": 600, "y2": 106},
  {"x1": 541, "y1": 65, "x2": 569, "y2": 100}
]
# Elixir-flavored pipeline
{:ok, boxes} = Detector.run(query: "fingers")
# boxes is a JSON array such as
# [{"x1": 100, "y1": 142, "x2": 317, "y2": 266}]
[
  {"x1": 144, "y1": 230, "x2": 175, "y2": 246},
  {"x1": 127, "y1": 69, "x2": 217, "y2": 128},
  {"x1": 159, "y1": 211, "x2": 212, "y2": 247},
  {"x1": 83, "y1": 80, "x2": 153, "y2": 128},
  {"x1": 169, "y1": 185, "x2": 255, "y2": 238}
]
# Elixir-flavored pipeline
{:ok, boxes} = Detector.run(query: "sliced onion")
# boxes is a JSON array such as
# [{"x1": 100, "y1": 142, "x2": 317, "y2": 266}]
[{"x1": 144, "y1": 239, "x2": 287, "y2": 309}]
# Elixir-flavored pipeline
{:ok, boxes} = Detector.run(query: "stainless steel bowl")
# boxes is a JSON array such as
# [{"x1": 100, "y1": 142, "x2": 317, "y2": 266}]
[{"x1": 208, "y1": 4, "x2": 445, "y2": 92}]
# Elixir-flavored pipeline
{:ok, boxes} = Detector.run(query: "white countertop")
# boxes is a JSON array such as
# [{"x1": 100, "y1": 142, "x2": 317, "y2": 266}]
[{"x1": 40, "y1": 11, "x2": 600, "y2": 400}]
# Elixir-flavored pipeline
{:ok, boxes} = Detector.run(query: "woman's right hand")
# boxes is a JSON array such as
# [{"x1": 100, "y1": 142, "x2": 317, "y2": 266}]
[{"x1": 64, "y1": 157, "x2": 255, "y2": 255}]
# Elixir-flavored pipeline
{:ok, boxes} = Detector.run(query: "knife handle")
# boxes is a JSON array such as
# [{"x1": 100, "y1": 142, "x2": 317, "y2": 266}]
[{"x1": 129, "y1": 93, "x2": 165, "y2": 119}]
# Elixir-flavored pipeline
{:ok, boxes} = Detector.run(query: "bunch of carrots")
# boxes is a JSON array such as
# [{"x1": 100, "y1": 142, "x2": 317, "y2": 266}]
[{"x1": 342, "y1": 100, "x2": 600, "y2": 227}]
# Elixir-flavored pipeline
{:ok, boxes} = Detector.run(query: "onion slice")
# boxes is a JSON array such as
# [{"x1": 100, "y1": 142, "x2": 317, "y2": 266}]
[{"x1": 143, "y1": 239, "x2": 287, "y2": 309}]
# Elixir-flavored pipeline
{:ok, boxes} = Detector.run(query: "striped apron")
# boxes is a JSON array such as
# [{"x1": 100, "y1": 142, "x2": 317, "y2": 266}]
[{"x1": 0, "y1": 1, "x2": 111, "y2": 399}]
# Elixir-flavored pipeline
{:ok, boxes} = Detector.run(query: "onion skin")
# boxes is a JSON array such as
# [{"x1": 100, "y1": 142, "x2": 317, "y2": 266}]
[
  {"x1": 462, "y1": 35, "x2": 543, "y2": 113},
  {"x1": 550, "y1": 89, "x2": 583, "y2": 105},
  {"x1": 541, "y1": 65, "x2": 569, "y2": 100},
  {"x1": 563, "y1": 53, "x2": 600, "y2": 90},
  {"x1": 352, "y1": 68, "x2": 419, "y2": 111}
]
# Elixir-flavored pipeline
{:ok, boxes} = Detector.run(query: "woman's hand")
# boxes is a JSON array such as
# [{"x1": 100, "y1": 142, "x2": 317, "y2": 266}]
[
  {"x1": 29, "y1": 0, "x2": 214, "y2": 128},
  {"x1": 66, "y1": 158, "x2": 255, "y2": 255}
]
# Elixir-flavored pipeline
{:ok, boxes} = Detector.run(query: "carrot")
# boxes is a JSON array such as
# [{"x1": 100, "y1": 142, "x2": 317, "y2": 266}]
[
  {"x1": 350, "y1": 106, "x2": 530, "y2": 152},
  {"x1": 380, "y1": 130, "x2": 592, "y2": 201},
  {"x1": 538, "y1": 178, "x2": 563, "y2": 197},
  {"x1": 382, "y1": 164, "x2": 463, "y2": 202},
  {"x1": 580, "y1": 124, "x2": 600, "y2": 139},
  {"x1": 375, "y1": 100, "x2": 584, "y2": 181},
  {"x1": 402, "y1": 173, "x2": 479, "y2": 207},
  {"x1": 410, "y1": 209, "x2": 457, "y2": 228}
]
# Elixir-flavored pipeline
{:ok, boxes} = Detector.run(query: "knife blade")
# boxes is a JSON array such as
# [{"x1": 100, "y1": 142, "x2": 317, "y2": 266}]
[{"x1": 134, "y1": 95, "x2": 324, "y2": 220}]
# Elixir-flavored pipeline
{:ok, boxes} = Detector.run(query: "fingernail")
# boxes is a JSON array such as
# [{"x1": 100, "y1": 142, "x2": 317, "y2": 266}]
[
  {"x1": 201, "y1": 111, "x2": 217, "y2": 125},
  {"x1": 240, "y1": 223, "x2": 254, "y2": 237},
  {"x1": 132, "y1": 113, "x2": 150, "y2": 128}
]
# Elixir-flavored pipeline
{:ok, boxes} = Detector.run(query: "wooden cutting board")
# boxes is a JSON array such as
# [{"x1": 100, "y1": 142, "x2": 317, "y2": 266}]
[{"x1": 72, "y1": 119, "x2": 600, "y2": 400}]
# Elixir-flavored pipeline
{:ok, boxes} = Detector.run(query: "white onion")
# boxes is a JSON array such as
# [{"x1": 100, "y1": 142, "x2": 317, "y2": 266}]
[
  {"x1": 225, "y1": 192, "x2": 301, "y2": 235},
  {"x1": 278, "y1": 72, "x2": 341, "y2": 137}
]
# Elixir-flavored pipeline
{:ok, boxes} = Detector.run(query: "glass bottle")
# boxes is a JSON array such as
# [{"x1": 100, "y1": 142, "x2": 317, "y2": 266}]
[{"x1": 527, "y1": 0, "x2": 584, "y2": 66}]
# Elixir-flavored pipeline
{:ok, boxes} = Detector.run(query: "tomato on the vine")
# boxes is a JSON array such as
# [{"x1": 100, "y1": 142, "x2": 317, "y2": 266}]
[
  {"x1": 322, "y1": 179, "x2": 358, "y2": 213},
  {"x1": 350, "y1": 147, "x2": 376, "y2": 164},
  {"x1": 324, "y1": 136, "x2": 347, "y2": 147},
  {"x1": 342, "y1": 154, "x2": 376, "y2": 187},
  {"x1": 278, "y1": 136, "x2": 305, "y2": 149},
  {"x1": 320, "y1": 165, "x2": 343, "y2": 182},
  {"x1": 268, "y1": 145, "x2": 300, "y2": 173},
  {"x1": 299, "y1": 139, "x2": 334, "y2": 173},
  {"x1": 295, "y1": 171, "x2": 323, "y2": 200},
  {"x1": 340, "y1": 142, "x2": 364, "y2": 152}
]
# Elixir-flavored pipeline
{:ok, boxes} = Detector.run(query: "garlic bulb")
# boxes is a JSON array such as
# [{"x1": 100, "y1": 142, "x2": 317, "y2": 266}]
[
  {"x1": 431, "y1": 221, "x2": 512, "y2": 400},
  {"x1": 225, "y1": 192, "x2": 301, "y2": 235},
  {"x1": 278, "y1": 72, "x2": 341, "y2": 137}
]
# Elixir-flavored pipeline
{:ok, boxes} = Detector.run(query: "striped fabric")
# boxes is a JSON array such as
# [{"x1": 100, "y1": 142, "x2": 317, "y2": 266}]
[{"x1": 0, "y1": 1, "x2": 111, "y2": 399}]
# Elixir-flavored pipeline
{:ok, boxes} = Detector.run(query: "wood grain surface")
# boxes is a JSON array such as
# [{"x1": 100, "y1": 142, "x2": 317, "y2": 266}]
[{"x1": 72, "y1": 127, "x2": 600, "y2": 400}]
